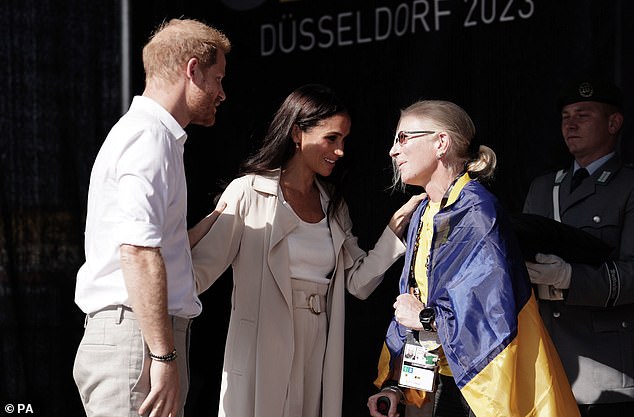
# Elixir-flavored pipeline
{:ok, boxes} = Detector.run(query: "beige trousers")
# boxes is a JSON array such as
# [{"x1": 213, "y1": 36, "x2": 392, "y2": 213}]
[
  {"x1": 73, "y1": 305, "x2": 191, "y2": 417},
  {"x1": 286, "y1": 279, "x2": 329, "y2": 417}
]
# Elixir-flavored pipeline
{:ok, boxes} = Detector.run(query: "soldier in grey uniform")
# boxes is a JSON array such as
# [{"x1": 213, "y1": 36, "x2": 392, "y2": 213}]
[{"x1": 523, "y1": 79, "x2": 634, "y2": 416}]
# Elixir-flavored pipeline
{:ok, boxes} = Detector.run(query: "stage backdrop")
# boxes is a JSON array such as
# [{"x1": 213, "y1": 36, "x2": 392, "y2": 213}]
[{"x1": 1, "y1": 1, "x2": 632, "y2": 416}]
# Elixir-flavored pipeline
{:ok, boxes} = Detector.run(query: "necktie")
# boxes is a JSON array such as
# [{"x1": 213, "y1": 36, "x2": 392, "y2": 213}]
[{"x1": 571, "y1": 168, "x2": 589, "y2": 191}]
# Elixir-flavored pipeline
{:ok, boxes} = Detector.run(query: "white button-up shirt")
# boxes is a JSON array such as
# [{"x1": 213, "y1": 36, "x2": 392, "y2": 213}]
[{"x1": 75, "y1": 96, "x2": 202, "y2": 318}]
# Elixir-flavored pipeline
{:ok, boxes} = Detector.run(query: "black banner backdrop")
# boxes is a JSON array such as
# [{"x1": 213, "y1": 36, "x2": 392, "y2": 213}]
[
  {"x1": 1, "y1": 1, "x2": 632, "y2": 416},
  {"x1": 1, "y1": 1, "x2": 121, "y2": 415}
]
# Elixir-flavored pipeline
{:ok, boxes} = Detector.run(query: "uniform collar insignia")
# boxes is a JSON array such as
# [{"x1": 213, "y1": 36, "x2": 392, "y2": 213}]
[{"x1": 597, "y1": 170, "x2": 612, "y2": 183}]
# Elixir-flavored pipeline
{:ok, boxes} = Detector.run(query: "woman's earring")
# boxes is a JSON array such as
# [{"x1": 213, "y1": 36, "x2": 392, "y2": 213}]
[
  {"x1": 436, "y1": 151, "x2": 444, "y2": 159},
  {"x1": 295, "y1": 142, "x2": 300, "y2": 149}
]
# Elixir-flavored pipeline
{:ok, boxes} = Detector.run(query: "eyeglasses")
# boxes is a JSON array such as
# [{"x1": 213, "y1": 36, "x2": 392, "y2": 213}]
[{"x1": 393, "y1": 130, "x2": 436, "y2": 146}]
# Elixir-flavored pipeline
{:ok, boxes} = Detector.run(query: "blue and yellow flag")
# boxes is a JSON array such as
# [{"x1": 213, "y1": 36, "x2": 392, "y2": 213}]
[{"x1": 375, "y1": 177, "x2": 579, "y2": 416}]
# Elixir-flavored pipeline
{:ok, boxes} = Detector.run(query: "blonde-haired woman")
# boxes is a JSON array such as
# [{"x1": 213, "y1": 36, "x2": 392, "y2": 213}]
[{"x1": 368, "y1": 100, "x2": 578, "y2": 417}]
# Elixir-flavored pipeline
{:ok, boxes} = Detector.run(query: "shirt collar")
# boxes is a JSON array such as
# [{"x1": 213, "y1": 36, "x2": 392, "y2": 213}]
[
  {"x1": 444, "y1": 172, "x2": 472, "y2": 208},
  {"x1": 574, "y1": 152, "x2": 615, "y2": 176},
  {"x1": 131, "y1": 96, "x2": 188, "y2": 145}
]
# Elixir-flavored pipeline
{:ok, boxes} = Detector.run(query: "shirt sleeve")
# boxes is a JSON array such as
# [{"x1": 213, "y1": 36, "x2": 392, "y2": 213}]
[{"x1": 115, "y1": 128, "x2": 172, "y2": 247}]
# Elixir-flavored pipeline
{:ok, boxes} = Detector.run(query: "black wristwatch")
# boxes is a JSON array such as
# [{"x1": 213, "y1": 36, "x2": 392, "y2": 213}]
[{"x1": 419, "y1": 307, "x2": 436, "y2": 332}]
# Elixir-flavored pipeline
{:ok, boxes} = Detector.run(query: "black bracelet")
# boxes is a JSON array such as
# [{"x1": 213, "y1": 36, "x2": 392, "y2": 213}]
[{"x1": 149, "y1": 348, "x2": 178, "y2": 362}]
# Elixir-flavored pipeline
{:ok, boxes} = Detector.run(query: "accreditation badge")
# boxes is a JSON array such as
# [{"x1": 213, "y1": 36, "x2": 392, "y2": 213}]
[{"x1": 398, "y1": 330, "x2": 440, "y2": 392}]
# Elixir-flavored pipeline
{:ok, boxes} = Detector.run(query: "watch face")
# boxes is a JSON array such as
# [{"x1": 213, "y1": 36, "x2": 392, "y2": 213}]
[
  {"x1": 420, "y1": 308, "x2": 435, "y2": 323},
  {"x1": 419, "y1": 307, "x2": 436, "y2": 332}
]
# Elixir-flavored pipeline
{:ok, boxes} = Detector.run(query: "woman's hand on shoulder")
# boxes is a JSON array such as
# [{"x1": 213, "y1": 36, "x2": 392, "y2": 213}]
[{"x1": 388, "y1": 193, "x2": 426, "y2": 238}]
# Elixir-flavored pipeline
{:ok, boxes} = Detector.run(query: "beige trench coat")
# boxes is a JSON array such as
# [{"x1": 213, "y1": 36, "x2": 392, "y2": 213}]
[{"x1": 191, "y1": 170, "x2": 405, "y2": 417}]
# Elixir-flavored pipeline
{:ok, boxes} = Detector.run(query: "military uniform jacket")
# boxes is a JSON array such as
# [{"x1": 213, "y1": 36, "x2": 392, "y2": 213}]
[{"x1": 523, "y1": 155, "x2": 634, "y2": 404}]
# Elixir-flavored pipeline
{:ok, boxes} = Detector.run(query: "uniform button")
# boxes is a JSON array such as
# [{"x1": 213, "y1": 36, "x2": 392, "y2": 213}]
[
  {"x1": 593, "y1": 216, "x2": 601, "y2": 223},
  {"x1": 623, "y1": 321, "x2": 629, "y2": 329},
  {"x1": 553, "y1": 312, "x2": 561, "y2": 318}
]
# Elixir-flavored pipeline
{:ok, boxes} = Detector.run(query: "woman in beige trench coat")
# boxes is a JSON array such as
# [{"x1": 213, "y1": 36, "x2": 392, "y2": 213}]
[{"x1": 189, "y1": 84, "x2": 421, "y2": 417}]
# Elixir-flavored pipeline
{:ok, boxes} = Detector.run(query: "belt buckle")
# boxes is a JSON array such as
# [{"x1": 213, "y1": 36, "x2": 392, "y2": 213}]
[{"x1": 308, "y1": 294, "x2": 322, "y2": 314}]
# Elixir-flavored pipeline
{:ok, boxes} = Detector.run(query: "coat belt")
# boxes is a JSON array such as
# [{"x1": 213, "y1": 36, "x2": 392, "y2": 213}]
[{"x1": 292, "y1": 290, "x2": 327, "y2": 314}]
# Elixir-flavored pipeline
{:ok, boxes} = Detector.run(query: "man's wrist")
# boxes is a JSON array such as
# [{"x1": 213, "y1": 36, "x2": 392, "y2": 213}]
[{"x1": 149, "y1": 348, "x2": 178, "y2": 362}]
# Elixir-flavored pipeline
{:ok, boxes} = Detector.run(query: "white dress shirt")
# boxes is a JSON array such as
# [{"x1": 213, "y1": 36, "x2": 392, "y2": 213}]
[{"x1": 75, "y1": 96, "x2": 202, "y2": 317}]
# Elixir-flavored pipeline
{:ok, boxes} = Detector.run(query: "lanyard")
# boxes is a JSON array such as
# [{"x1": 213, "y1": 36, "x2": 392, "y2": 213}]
[
  {"x1": 552, "y1": 169, "x2": 566, "y2": 223},
  {"x1": 408, "y1": 172, "x2": 465, "y2": 300}
]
